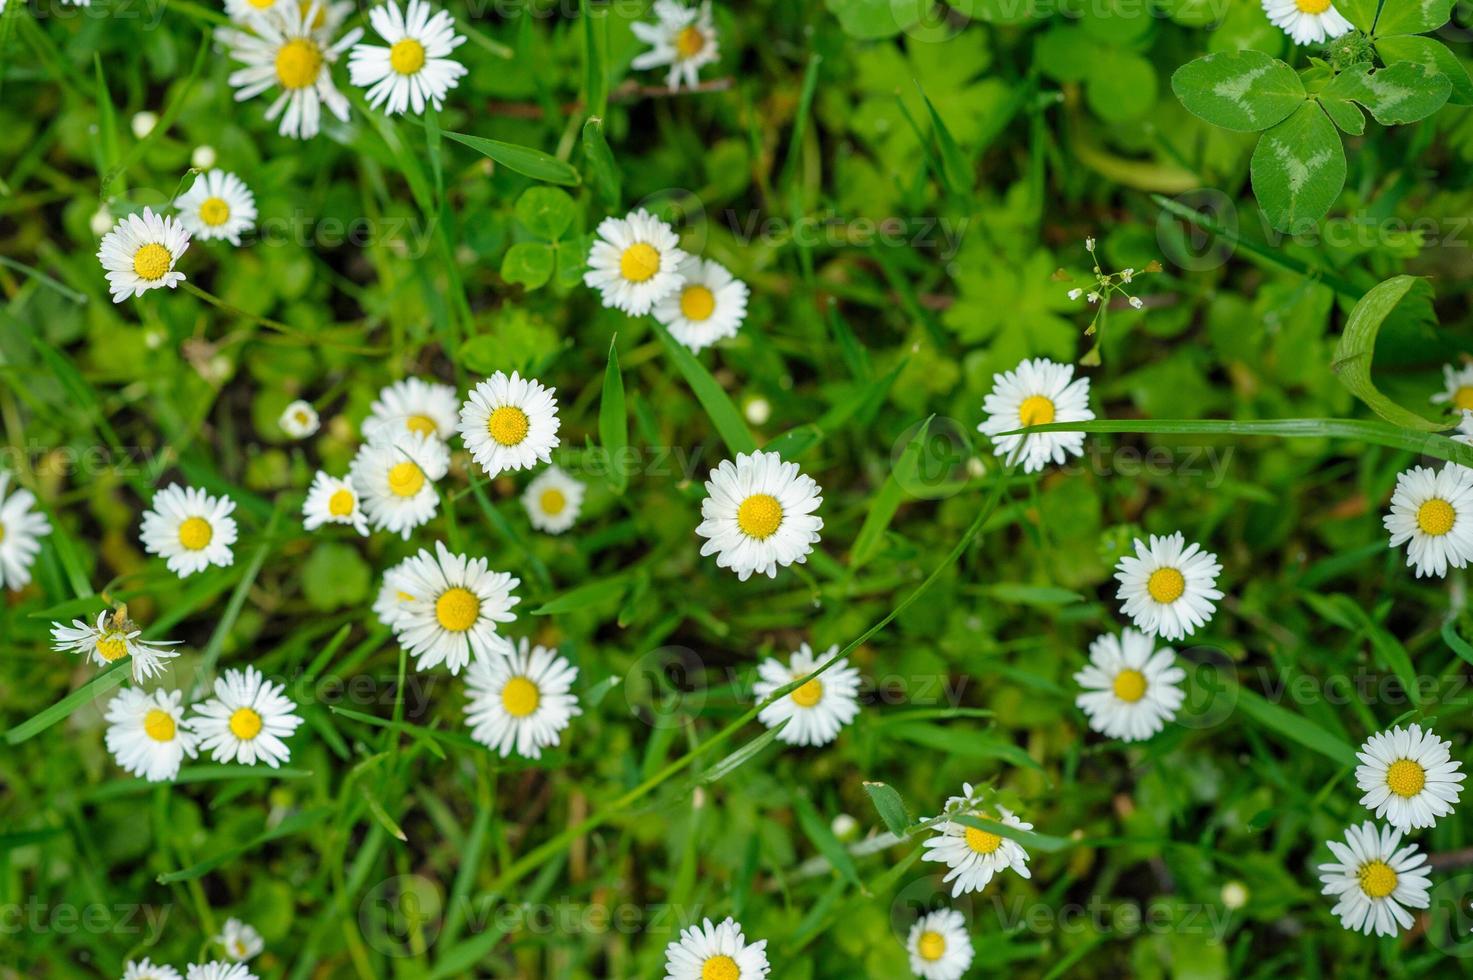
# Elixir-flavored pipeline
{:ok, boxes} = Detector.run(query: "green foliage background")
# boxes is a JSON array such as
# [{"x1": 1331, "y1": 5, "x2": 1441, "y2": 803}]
[{"x1": 3, "y1": 0, "x2": 1473, "y2": 976}]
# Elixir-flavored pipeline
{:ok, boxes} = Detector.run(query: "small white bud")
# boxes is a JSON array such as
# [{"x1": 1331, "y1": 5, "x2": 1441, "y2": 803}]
[
  {"x1": 1067, "y1": 288, "x2": 1083, "y2": 300},
  {"x1": 1087, "y1": 292, "x2": 1100, "y2": 305},
  {"x1": 1084, "y1": 236, "x2": 1096, "y2": 251},
  {"x1": 89, "y1": 207, "x2": 114, "y2": 236},
  {"x1": 745, "y1": 397, "x2": 771, "y2": 426},
  {"x1": 1129, "y1": 296, "x2": 1144, "y2": 310},
  {"x1": 1121, "y1": 268, "x2": 1135, "y2": 282},
  {"x1": 1221, "y1": 881, "x2": 1248, "y2": 909},
  {"x1": 831, "y1": 813, "x2": 859, "y2": 841},
  {"x1": 130, "y1": 111, "x2": 158, "y2": 141},
  {"x1": 191, "y1": 145, "x2": 217, "y2": 170}
]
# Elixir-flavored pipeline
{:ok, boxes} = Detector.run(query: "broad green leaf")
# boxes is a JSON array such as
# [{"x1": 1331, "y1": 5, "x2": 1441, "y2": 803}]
[
  {"x1": 1331, "y1": 276, "x2": 1442, "y2": 431},
  {"x1": 1374, "y1": 0, "x2": 1453, "y2": 36},
  {"x1": 1318, "y1": 95, "x2": 1366, "y2": 134},
  {"x1": 532, "y1": 575, "x2": 629, "y2": 615},
  {"x1": 581, "y1": 116, "x2": 622, "y2": 208},
  {"x1": 1171, "y1": 51, "x2": 1306, "y2": 132},
  {"x1": 442, "y1": 130, "x2": 580, "y2": 185},
  {"x1": 1374, "y1": 35, "x2": 1473, "y2": 105},
  {"x1": 5, "y1": 664, "x2": 127, "y2": 745},
  {"x1": 825, "y1": 0, "x2": 922, "y2": 39},
  {"x1": 1335, "y1": 0, "x2": 1379, "y2": 30},
  {"x1": 951, "y1": 0, "x2": 1040, "y2": 23},
  {"x1": 1087, "y1": 49, "x2": 1159, "y2": 123},
  {"x1": 652, "y1": 321, "x2": 758, "y2": 456},
  {"x1": 1250, "y1": 103, "x2": 1345, "y2": 232},
  {"x1": 599, "y1": 339, "x2": 629, "y2": 494},
  {"x1": 1322, "y1": 61, "x2": 1451, "y2": 125},
  {"x1": 514, "y1": 186, "x2": 576, "y2": 240},
  {"x1": 863, "y1": 781, "x2": 912, "y2": 837},
  {"x1": 886, "y1": 722, "x2": 1043, "y2": 771},
  {"x1": 500, "y1": 241, "x2": 555, "y2": 288},
  {"x1": 1234, "y1": 688, "x2": 1358, "y2": 767}
]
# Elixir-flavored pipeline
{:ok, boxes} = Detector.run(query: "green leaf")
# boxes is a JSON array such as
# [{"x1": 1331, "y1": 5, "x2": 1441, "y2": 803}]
[
  {"x1": 157, "y1": 807, "x2": 333, "y2": 883},
  {"x1": 599, "y1": 339, "x2": 629, "y2": 494},
  {"x1": 5, "y1": 664, "x2": 128, "y2": 745},
  {"x1": 1318, "y1": 95, "x2": 1366, "y2": 135},
  {"x1": 580, "y1": 0, "x2": 609, "y2": 117},
  {"x1": 441, "y1": 130, "x2": 580, "y2": 186},
  {"x1": 1335, "y1": 0, "x2": 1379, "y2": 31},
  {"x1": 1086, "y1": 49, "x2": 1159, "y2": 123},
  {"x1": 1171, "y1": 50, "x2": 1306, "y2": 132},
  {"x1": 863, "y1": 781, "x2": 912, "y2": 837},
  {"x1": 501, "y1": 242, "x2": 555, "y2": 289},
  {"x1": 1234, "y1": 688, "x2": 1358, "y2": 767},
  {"x1": 1442, "y1": 618, "x2": 1473, "y2": 668},
  {"x1": 1375, "y1": 35, "x2": 1473, "y2": 106},
  {"x1": 699, "y1": 723, "x2": 788, "y2": 785},
  {"x1": 825, "y1": 0, "x2": 921, "y2": 38},
  {"x1": 952, "y1": 813, "x2": 1075, "y2": 853},
  {"x1": 792, "y1": 791, "x2": 864, "y2": 890},
  {"x1": 1250, "y1": 103, "x2": 1345, "y2": 232},
  {"x1": 302, "y1": 542, "x2": 372, "y2": 611},
  {"x1": 916, "y1": 82, "x2": 970, "y2": 196},
  {"x1": 532, "y1": 575, "x2": 629, "y2": 615},
  {"x1": 581, "y1": 116, "x2": 622, "y2": 209},
  {"x1": 1322, "y1": 60, "x2": 1451, "y2": 125},
  {"x1": 886, "y1": 722, "x2": 1043, "y2": 771},
  {"x1": 1373, "y1": 0, "x2": 1453, "y2": 36},
  {"x1": 514, "y1": 186, "x2": 577, "y2": 240},
  {"x1": 850, "y1": 417, "x2": 930, "y2": 571},
  {"x1": 652, "y1": 321, "x2": 758, "y2": 456},
  {"x1": 1331, "y1": 276, "x2": 1443, "y2": 431}
]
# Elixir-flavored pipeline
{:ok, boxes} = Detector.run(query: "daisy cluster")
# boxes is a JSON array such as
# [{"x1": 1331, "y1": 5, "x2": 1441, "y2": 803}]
[{"x1": 122, "y1": 916, "x2": 265, "y2": 979}]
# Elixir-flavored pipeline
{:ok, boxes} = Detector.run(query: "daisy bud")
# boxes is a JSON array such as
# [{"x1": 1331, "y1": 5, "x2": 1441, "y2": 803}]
[
  {"x1": 1087, "y1": 292, "x2": 1100, "y2": 304},
  {"x1": 1121, "y1": 268, "x2": 1135, "y2": 282},
  {"x1": 1068, "y1": 288, "x2": 1083, "y2": 300},
  {"x1": 191, "y1": 145, "x2": 217, "y2": 170},
  {"x1": 1084, "y1": 236, "x2": 1095, "y2": 250},
  {"x1": 1129, "y1": 296, "x2": 1144, "y2": 310},
  {"x1": 130, "y1": 111, "x2": 158, "y2": 140}
]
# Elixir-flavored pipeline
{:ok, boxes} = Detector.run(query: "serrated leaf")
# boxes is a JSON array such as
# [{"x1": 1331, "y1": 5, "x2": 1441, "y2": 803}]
[
  {"x1": 442, "y1": 130, "x2": 580, "y2": 186},
  {"x1": 1322, "y1": 61, "x2": 1451, "y2": 125},
  {"x1": 863, "y1": 782, "x2": 912, "y2": 837},
  {"x1": 1250, "y1": 103, "x2": 1345, "y2": 232},
  {"x1": 514, "y1": 186, "x2": 576, "y2": 240},
  {"x1": 501, "y1": 242, "x2": 554, "y2": 288},
  {"x1": 1171, "y1": 50, "x2": 1306, "y2": 132},
  {"x1": 1374, "y1": 35, "x2": 1473, "y2": 106},
  {"x1": 1373, "y1": 0, "x2": 1453, "y2": 36},
  {"x1": 1331, "y1": 276, "x2": 1442, "y2": 431}
]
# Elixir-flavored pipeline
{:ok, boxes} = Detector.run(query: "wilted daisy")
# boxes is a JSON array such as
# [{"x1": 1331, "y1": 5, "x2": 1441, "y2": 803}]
[
  {"x1": 279, "y1": 399, "x2": 320, "y2": 438},
  {"x1": 921, "y1": 784, "x2": 1033, "y2": 897},
  {"x1": 1074, "y1": 629, "x2": 1184, "y2": 742},
  {"x1": 1262, "y1": 0, "x2": 1352, "y2": 45},
  {"x1": 104, "y1": 688, "x2": 199, "y2": 782},
  {"x1": 187, "y1": 666, "x2": 304, "y2": 768},
  {"x1": 97, "y1": 207, "x2": 190, "y2": 303},
  {"x1": 348, "y1": 0, "x2": 467, "y2": 115},
  {"x1": 1355, "y1": 723, "x2": 1465, "y2": 832},
  {"x1": 302, "y1": 471, "x2": 368, "y2": 535},
  {"x1": 124, "y1": 959, "x2": 184, "y2": 980},
  {"x1": 464, "y1": 638, "x2": 581, "y2": 758},
  {"x1": 653, "y1": 256, "x2": 749, "y2": 353},
  {"x1": 458, "y1": 372, "x2": 561, "y2": 477},
  {"x1": 219, "y1": 4, "x2": 362, "y2": 140},
  {"x1": 0, "y1": 470, "x2": 51, "y2": 591},
  {"x1": 175, "y1": 170, "x2": 258, "y2": 245},
  {"x1": 905, "y1": 908, "x2": 973, "y2": 980},
  {"x1": 632, "y1": 0, "x2": 719, "y2": 91},
  {"x1": 373, "y1": 556, "x2": 417, "y2": 628},
  {"x1": 522, "y1": 465, "x2": 584, "y2": 534},
  {"x1": 752, "y1": 643, "x2": 860, "y2": 747},
  {"x1": 386, "y1": 541, "x2": 520, "y2": 673},
  {"x1": 663, "y1": 917, "x2": 770, "y2": 980},
  {"x1": 362, "y1": 377, "x2": 459, "y2": 444},
  {"x1": 584, "y1": 209, "x2": 687, "y2": 315},
  {"x1": 1384, "y1": 465, "x2": 1473, "y2": 578},
  {"x1": 696, "y1": 451, "x2": 823, "y2": 581},
  {"x1": 1433, "y1": 363, "x2": 1473, "y2": 414},
  {"x1": 216, "y1": 918, "x2": 264, "y2": 962},
  {"x1": 977, "y1": 357, "x2": 1094, "y2": 473},
  {"x1": 1318, "y1": 821, "x2": 1430, "y2": 937},
  {"x1": 1114, "y1": 532, "x2": 1222, "y2": 641},
  {"x1": 51, "y1": 610, "x2": 181, "y2": 684},
  {"x1": 185, "y1": 965, "x2": 256, "y2": 980},
  {"x1": 349, "y1": 431, "x2": 450, "y2": 539},
  {"x1": 140, "y1": 484, "x2": 239, "y2": 578}
]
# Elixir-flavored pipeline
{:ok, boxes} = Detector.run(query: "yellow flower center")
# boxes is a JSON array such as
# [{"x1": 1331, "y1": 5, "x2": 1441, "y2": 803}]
[
  {"x1": 1454, "y1": 386, "x2": 1473, "y2": 411},
  {"x1": 791, "y1": 677, "x2": 823, "y2": 708},
  {"x1": 389, "y1": 38, "x2": 426, "y2": 75},
  {"x1": 198, "y1": 197, "x2": 231, "y2": 227},
  {"x1": 132, "y1": 243, "x2": 173, "y2": 281},
  {"x1": 229, "y1": 707, "x2": 263, "y2": 740},
  {"x1": 679, "y1": 284, "x2": 716, "y2": 321},
  {"x1": 675, "y1": 25, "x2": 706, "y2": 59},
  {"x1": 540, "y1": 488, "x2": 567, "y2": 516},
  {"x1": 96, "y1": 632, "x2": 130, "y2": 662},
  {"x1": 143, "y1": 708, "x2": 177, "y2": 742},
  {"x1": 405, "y1": 414, "x2": 438, "y2": 436},
  {"x1": 1418, "y1": 498, "x2": 1455, "y2": 536},
  {"x1": 964, "y1": 825, "x2": 1003, "y2": 854},
  {"x1": 275, "y1": 38, "x2": 323, "y2": 90},
  {"x1": 328, "y1": 488, "x2": 356, "y2": 516},
  {"x1": 295, "y1": 410, "x2": 311, "y2": 426},
  {"x1": 1018, "y1": 394, "x2": 1055, "y2": 427},
  {"x1": 1295, "y1": 0, "x2": 1332, "y2": 12},
  {"x1": 736, "y1": 493, "x2": 783, "y2": 540},
  {"x1": 917, "y1": 930, "x2": 946, "y2": 961},
  {"x1": 1146, "y1": 567, "x2": 1185, "y2": 604},
  {"x1": 1112, "y1": 668, "x2": 1147, "y2": 702},
  {"x1": 500, "y1": 676, "x2": 540, "y2": 717},
  {"x1": 248, "y1": 0, "x2": 273, "y2": 8},
  {"x1": 619, "y1": 242, "x2": 660, "y2": 283},
  {"x1": 700, "y1": 956, "x2": 739, "y2": 980},
  {"x1": 387, "y1": 461, "x2": 425, "y2": 498},
  {"x1": 233, "y1": 940, "x2": 249, "y2": 957},
  {"x1": 298, "y1": 0, "x2": 326, "y2": 27},
  {"x1": 487, "y1": 406, "x2": 530, "y2": 447},
  {"x1": 178, "y1": 516, "x2": 213, "y2": 551},
  {"x1": 435, "y1": 587, "x2": 481, "y2": 632},
  {"x1": 0, "y1": 522, "x2": 5, "y2": 542},
  {"x1": 1386, "y1": 759, "x2": 1426, "y2": 798},
  {"x1": 1358, "y1": 860, "x2": 1398, "y2": 899}
]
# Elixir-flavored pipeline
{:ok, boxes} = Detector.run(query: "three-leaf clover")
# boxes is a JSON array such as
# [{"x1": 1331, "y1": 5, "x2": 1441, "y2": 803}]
[{"x1": 500, "y1": 187, "x2": 584, "y2": 291}]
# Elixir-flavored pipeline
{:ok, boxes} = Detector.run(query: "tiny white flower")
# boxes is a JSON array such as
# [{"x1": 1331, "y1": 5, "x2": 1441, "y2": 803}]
[
  {"x1": 187, "y1": 665, "x2": 304, "y2": 768},
  {"x1": 373, "y1": 556, "x2": 418, "y2": 629},
  {"x1": 1383, "y1": 464, "x2": 1473, "y2": 578},
  {"x1": 218, "y1": 4, "x2": 362, "y2": 140},
  {"x1": 362, "y1": 377, "x2": 460, "y2": 444},
  {"x1": 0, "y1": 470, "x2": 51, "y2": 591},
  {"x1": 279, "y1": 399, "x2": 320, "y2": 438},
  {"x1": 349, "y1": 431, "x2": 450, "y2": 539},
  {"x1": 386, "y1": 541, "x2": 520, "y2": 674},
  {"x1": 302, "y1": 471, "x2": 369, "y2": 536},
  {"x1": 653, "y1": 256, "x2": 748, "y2": 353},
  {"x1": 977, "y1": 357, "x2": 1094, "y2": 473},
  {"x1": 176, "y1": 170, "x2": 258, "y2": 246},
  {"x1": 696, "y1": 450, "x2": 823, "y2": 581},
  {"x1": 905, "y1": 908, "x2": 973, "y2": 980},
  {"x1": 1113, "y1": 532, "x2": 1223, "y2": 641},
  {"x1": 123, "y1": 958, "x2": 184, "y2": 980},
  {"x1": 90, "y1": 207, "x2": 115, "y2": 236},
  {"x1": 1074, "y1": 629, "x2": 1184, "y2": 742},
  {"x1": 1084, "y1": 236, "x2": 1096, "y2": 250},
  {"x1": 921, "y1": 784, "x2": 1033, "y2": 897},
  {"x1": 348, "y1": 0, "x2": 468, "y2": 116},
  {"x1": 1067, "y1": 288, "x2": 1082, "y2": 300},
  {"x1": 632, "y1": 0, "x2": 719, "y2": 91},
  {"x1": 185, "y1": 964, "x2": 256, "y2": 980},
  {"x1": 744, "y1": 397, "x2": 771, "y2": 426},
  {"x1": 216, "y1": 918, "x2": 264, "y2": 962},
  {"x1": 1121, "y1": 268, "x2": 1135, "y2": 282},
  {"x1": 584, "y1": 208, "x2": 688, "y2": 316},
  {"x1": 522, "y1": 465, "x2": 584, "y2": 535},
  {"x1": 1086, "y1": 291, "x2": 1100, "y2": 304},
  {"x1": 1318, "y1": 821, "x2": 1430, "y2": 936},
  {"x1": 192, "y1": 144, "x2": 218, "y2": 169},
  {"x1": 1221, "y1": 881, "x2": 1249, "y2": 910},
  {"x1": 662, "y1": 916, "x2": 770, "y2": 980},
  {"x1": 131, "y1": 111, "x2": 158, "y2": 140},
  {"x1": 97, "y1": 207, "x2": 190, "y2": 303},
  {"x1": 463, "y1": 637, "x2": 581, "y2": 758},
  {"x1": 1128, "y1": 296, "x2": 1144, "y2": 310},
  {"x1": 52, "y1": 611, "x2": 181, "y2": 684},
  {"x1": 105, "y1": 688, "x2": 199, "y2": 782},
  {"x1": 140, "y1": 484, "x2": 239, "y2": 578},
  {"x1": 1355, "y1": 723, "x2": 1465, "y2": 832},
  {"x1": 457, "y1": 372, "x2": 561, "y2": 477},
  {"x1": 752, "y1": 643, "x2": 860, "y2": 747},
  {"x1": 1262, "y1": 0, "x2": 1353, "y2": 45}
]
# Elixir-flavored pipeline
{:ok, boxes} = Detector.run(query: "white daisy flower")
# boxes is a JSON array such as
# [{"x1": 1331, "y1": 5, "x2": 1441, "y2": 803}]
[
  {"x1": 1383, "y1": 465, "x2": 1473, "y2": 578},
  {"x1": 457, "y1": 372, "x2": 561, "y2": 478},
  {"x1": 96, "y1": 207, "x2": 190, "y2": 304},
  {"x1": 463, "y1": 637, "x2": 581, "y2": 758},
  {"x1": 662, "y1": 916, "x2": 770, "y2": 980},
  {"x1": 752, "y1": 643, "x2": 860, "y2": 747},
  {"x1": 1355, "y1": 723, "x2": 1465, "y2": 832},
  {"x1": 279, "y1": 399, "x2": 320, "y2": 438},
  {"x1": 921, "y1": 784, "x2": 1033, "y2": 897},
  {"x1": 187, "y1": 665, "x2": 304, "y2": 768},
  {"x1": 1433, "y1": 364, "x2": 1473, "y2": 414},
  {"x1": 51, "y1": 610, "x2": 182, "y2": 684},
  {"x1": 696, "y1": 451, "x2": 823, "y2": 581},
  {"x1": 583, "y1": 208, "x2": 688, "y2": 316},
  {"x1": 631, "y1": 0, "x2": 720, "y2": 91},
  {"x1": 1113, "y1": 532, "x2": 1223, "y2": 641},
  {"x1": 1318, "y1": 821, "x2": 1431, "y2": 936},
  {"x1": 905, "y1": 908, "x2": 974, "y2": 980},
  {"x1": 521, "y1": 465, "x2": 584, "y2": 535},
  {"x1": 185, "y1": 965, "x2": 256, "y2": 980},
  {"x1": 349, "y1": 431, "x2": 450, "y2": 539},
  {"x1": 140, "y1": 484, "x2": 239, "y2": 578},
  {"x1": 386, "y1": 541, "x2": 520, "y2": 674},
  {"x1": 302, "y1": 471, "x2": 369, "y2": 536},
  {"x1": 1262, "y1": 0, "x2": 1353, "y2": 45},
  {"x1": 219, "y1": 4, "x2": 362, "y2": 140},
  {"x1": 1073, "y1": 629, "x2": 1185, "y2": 742},
  {"x1": 0, "y1": 470, "x2": 51, "y2": 591},
  {"x1": 175, "y1": 170, "x2": 258, "y2": 246},
  {"x1": 104, "y1": 688, "x2": 199, "y2": 782},
  {"x1": 123, "y1": 959, "x2": 184, "y2": 980},
  {"x1": 653, "y1": 256, "x2": 749, "y2": 353},
  {"x1": 977, "y1": 357, "x2": 1094, "y2": 474},
  {"x1": 373, "y1": 556, "x2": 418, "y2": 628},
  {"x1": 348, "y1": 0, "x2": 467, "y2": 116},
  {"x1": 362, "y1": 377, "x2": 460, "y2": 444},
  {"x1": 224, "y1": 0, "x2": 352, "y2": 33},
  {"x1": 216, "y1": 918, "x2": 264, "y2": 962}
]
